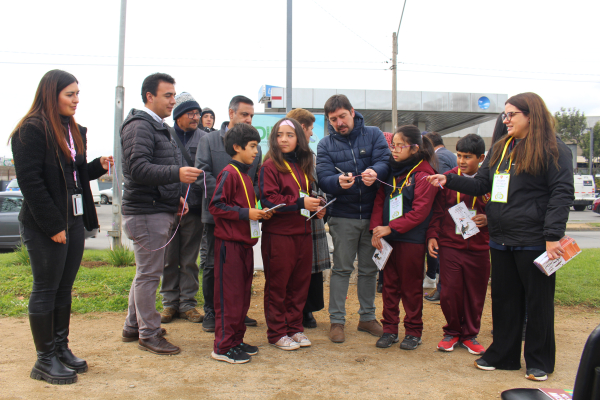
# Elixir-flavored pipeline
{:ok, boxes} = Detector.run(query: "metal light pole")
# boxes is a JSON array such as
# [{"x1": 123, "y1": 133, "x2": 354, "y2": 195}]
[
  {"x1": 590, "y1": 127, "x2": 595, "y2": 175},
  {"x1": 392, "y1": 0, "x2": 407, "y2": 132},
  {"x1": 109, "y1": 0, "x2": 127, "y2": 249},
  {"x1": 391, "y1": 32, "x2": 397, "y2": 131},
  {"x1": 286, "y1": 0, "x2": 292, "y2": 113}
]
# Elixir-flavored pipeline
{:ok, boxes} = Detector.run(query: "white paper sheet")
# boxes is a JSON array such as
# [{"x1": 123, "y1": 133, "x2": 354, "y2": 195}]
[
  {"x1": 372, "y1": 238, "x2": 393, "y2": 271},
  {"x1": 448, "y1": 201, "x2": 480, "y2": 239}
]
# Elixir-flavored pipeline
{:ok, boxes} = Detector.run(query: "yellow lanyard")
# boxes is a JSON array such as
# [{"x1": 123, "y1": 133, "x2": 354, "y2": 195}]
[
  {"x1": 495, "y1": 137, "x2": 514, "y2": 174},
  {"x1": 230, "y1": 164, "x2": 256, "y2": 208},
  {"x1": 391, "y1": 160, "x2": 423, "y2": 199},
  {"x1": 283, "y1": 160, "x2": 309, "y2": 192},
  {"x1": 457, "y1": 169, "x2": 477, "y2": 209}
]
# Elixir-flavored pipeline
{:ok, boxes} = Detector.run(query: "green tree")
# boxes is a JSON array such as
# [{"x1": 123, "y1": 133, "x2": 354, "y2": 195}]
[
  {"x1": 579, "y1": 121, "x2": 600, "y2": 172},
  {"x1": 554, "y1": 107, "x2": 587, "y2": 145}
]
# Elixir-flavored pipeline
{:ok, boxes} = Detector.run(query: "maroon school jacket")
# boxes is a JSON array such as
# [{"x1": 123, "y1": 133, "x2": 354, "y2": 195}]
[
  {"x1": 209, "y1": 160, "x2": 259, "y2": 247},
  {"x1": 259, "y1": 155, "x2": 312, "y2": 236},
  {"x1": 426, "y1": 166, "x2": 490, "y2": 251},
  {"x1": 370, "y1": 159, "x2": 439, "y2": 244}
]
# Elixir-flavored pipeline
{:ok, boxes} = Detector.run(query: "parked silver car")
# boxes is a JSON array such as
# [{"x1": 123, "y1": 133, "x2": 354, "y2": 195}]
[{"x1": 0, "y1": 192, "x2": 97, "y2": 249}]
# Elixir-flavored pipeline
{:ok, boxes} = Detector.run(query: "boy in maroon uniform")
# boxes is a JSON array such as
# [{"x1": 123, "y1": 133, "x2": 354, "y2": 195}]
[
  {"x1": 209, "y1": 123, "x2": 272, "y2": 364},
  {"x1": 426, "y1": 134, "x2": 491, "y2": 355}
]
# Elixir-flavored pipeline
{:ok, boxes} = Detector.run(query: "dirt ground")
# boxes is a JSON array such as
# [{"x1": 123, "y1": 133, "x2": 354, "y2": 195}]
[{"x1": 1, "y1": 272, "x2": 598, "y2": 400}]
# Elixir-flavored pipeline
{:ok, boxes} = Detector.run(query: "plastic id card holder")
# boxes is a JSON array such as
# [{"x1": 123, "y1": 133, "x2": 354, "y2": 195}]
[
  {"x1": 491, "y1": 173, "x2": 510, "y2": 203},
  {"x1": 389, "y1": 194, "x2": 403, "y2": 221},
  {"x1": 72, "y1": 194, "x2": 84, "y2": 216},
  {"x1": 250, "y1": 220, "x2": 261, "y2": 239},
  {"x1": 456, "y1": 209, "x2": 477, "y2": 235},
  {"x1": 299, "y1": 191, "x2": 310, "y2": 218}
]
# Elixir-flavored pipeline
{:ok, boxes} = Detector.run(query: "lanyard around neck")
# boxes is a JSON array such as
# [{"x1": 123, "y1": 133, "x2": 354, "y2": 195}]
[
  {"x1": 391, "y1": 160, "x2": 423, "y2": 199},
  {"x1": 495, "y1": 137, "x2": 514, "y2": 174},
  {"x1": 457, "y1": 169, "x2": 477, "y2": 209},
  {"x1": 283, "y1": 160, "x2": 309, "y2": 192},
  {"x1": 229, "y1": 164, "x2": 256, "y2": 208},
  {"x1": 65, "y1": 125, "x2": 78, "y2": 187}
]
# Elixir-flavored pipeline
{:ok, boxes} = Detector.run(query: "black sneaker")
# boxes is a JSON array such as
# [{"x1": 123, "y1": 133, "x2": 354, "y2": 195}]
[
  {"x1": 376, "y1": 333, "x2": 399, "y2": 348},
  {"x1": 424, "y1": 290, "x2": 440, "y2": 302},
  {"x1": 202, "y1": 311, "x2": 215, "y2": 332},
  {"x1": 236, "y1": 342, "x2": 259, "y2": 356},
  {"x1": 211, "y1": 347, "x2": 251, "y2": 364},
  {"x1": 400, "y1": 335, "x2": 422, "y2": 350},
  {"x1": 525, "y1": 368, "x2": 547, "y2": 381},
  {"x1": 474, "y1": 358, "x2": 496, "y2": 371},
  {"x1": 244, "y1": 316, "x2": 258, "y2": 326}
]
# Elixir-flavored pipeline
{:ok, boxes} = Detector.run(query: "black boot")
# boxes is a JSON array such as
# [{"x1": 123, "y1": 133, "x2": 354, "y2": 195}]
[
  {"x1": 302, "y1": 312, "x2": 317, "y2": 328},
  {"x1": 29, "y1": 312, "x2": 77, "y2": 384},
  {"x1": 54, "y1": 304, "x2": 88, "y2": 373}
]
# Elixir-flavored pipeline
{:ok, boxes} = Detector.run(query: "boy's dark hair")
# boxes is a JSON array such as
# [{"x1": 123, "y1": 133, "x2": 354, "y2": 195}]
[
  {"x1": 323, "y1": 94, "x2": 353, "y2": 119},
  {"x1": 223, "y1": 123, "x2": 261, "y2": 157},
  {"x1": 228, "y1": 95, "x2": 254, "y2": 112},
  {"x1": 456, "y1": 134, "x2": 486, "y2": 158},
  {"x1": 141, "y1": 73, "x2": 175, "y2": 103},
  {"x1": 424, "y1": 131, "x2": 444, "y2": 147}
]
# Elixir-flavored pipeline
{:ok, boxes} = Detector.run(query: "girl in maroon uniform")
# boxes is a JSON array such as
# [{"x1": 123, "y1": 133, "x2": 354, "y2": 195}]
[
  {"x1": 259, "y1": 118, "x2": 322, "y2": 351},
  {"x1": 370, "y1": 125, "x2": 439, "y2": 350}
]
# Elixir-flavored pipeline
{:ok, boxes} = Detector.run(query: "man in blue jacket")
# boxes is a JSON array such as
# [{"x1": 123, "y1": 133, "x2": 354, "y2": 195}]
[{"x1": 316, "y1": 94, "x2": 391, "y2": 343}]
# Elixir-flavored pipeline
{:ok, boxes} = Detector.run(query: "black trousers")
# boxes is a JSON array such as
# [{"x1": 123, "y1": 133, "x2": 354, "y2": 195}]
[
  {"x1": 22, "y1": 214, "x2": 85, "y2": 314},
  {"x1": 482, "y1": 248, "x2": 556, "y2": 373},
  {"x1": 303, "y1": 272, "x2": 324, "y2": 313}
]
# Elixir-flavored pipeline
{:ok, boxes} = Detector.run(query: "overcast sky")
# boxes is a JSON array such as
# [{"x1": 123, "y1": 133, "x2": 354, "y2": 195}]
[{"x1": 1, "y1": 0, "x2": 599, "y2": 161}]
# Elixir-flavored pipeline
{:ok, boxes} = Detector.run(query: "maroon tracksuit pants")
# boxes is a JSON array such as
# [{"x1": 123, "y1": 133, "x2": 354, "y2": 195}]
[
  {"x1": 213, "y1": 238, "x2": 253, "y2": 355},
  {"x1": 261, "y1": 232, "x2": 312, "y2": 344},
  {"x1": 439, "y1": 246, "x2": 490, "y2": 340},
  {"x1": 381, "y1": 241, "x2": 425, "y2": 337}
]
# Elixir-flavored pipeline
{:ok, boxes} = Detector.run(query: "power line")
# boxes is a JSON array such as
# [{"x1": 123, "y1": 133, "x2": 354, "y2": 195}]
[{"x1": 310, "y1": 0, "x2": 390, "y2": 60}]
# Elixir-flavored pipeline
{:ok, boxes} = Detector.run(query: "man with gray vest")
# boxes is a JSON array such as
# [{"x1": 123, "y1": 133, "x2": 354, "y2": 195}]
[
  {"x1": 160, "y1": 92, "x2": 207, "y2": 324},
  {"x1": 196, "y1": 95, "x2": 261, "y2": 332}
]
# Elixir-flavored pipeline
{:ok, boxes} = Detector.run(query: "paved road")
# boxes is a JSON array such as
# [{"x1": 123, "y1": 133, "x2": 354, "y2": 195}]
[{"x1": 86, "y1": 204, "x2": 600, "y2": 252}]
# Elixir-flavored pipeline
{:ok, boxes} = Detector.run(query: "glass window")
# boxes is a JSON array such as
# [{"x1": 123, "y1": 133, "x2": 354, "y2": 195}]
[{"x1": 0, "y1": 197, "x2": 23, "y2": 213}]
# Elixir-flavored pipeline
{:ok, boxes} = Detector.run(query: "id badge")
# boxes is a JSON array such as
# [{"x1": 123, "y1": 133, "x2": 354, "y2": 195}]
[
  {"x1": 72, "y1": 194, "x2": 83, "y2": 216},
  {"x1": 299, "y1": 191, "x2": 310, "y2": 218},
  {"x1": 456, "y1": 209, "x2": 477, "y2": 235},
  {"x1": 389, "y1": 194, "x2": 403, "y2": 221},
  {"x1": 491, "y1": 173, "x2": 510, "y2": 203},
  {"x1": 250, "y1": 220, "x2": 261, "y2": 239}
]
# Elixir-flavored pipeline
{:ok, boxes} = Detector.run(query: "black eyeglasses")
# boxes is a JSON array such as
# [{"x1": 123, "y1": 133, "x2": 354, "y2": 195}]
[
  {"x1": 186, "y1": 112, "x2": 200, "y2": 118},
  {"x1": 501, "y1": 111, "x2": 523, "y2": 122}
]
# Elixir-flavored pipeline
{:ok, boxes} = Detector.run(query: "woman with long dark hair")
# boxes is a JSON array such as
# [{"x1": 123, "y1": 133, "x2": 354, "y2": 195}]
[
  {"x1": 9, "y1": 70, "x2": 112, "y2": 384},
  {"x1": 426, "y1": 92, "x2": 574, "y2": 381},
  {"x1": 370, "y1": 125, "x2": 439, "y2": 351},
  {"x1": 258, "y1": 117, "x2": 321, "y2": 350}
]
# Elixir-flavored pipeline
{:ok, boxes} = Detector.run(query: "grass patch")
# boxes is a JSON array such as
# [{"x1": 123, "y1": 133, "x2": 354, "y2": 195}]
[
  {"x1": 106, "y1": 245, "x2": 135, "y2": 267},
  {"x1": 13, "y1": 242, "x2": 30, "y2": 266},
  {"x1": 588, "y1": 223, "x2": 600, "y2": 228},
  {"x1": 0, "y1": 249, "x2": 204, "y2": 317},
  {"x1": 555, "y1": 248, "x2": 600, "y2": 308}
]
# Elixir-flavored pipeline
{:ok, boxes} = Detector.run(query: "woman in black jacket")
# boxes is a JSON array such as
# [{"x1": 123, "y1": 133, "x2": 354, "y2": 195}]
[
  {"x1": 9, "y1": 70, "x2": 112, "y2": 385},
  {"x1": 427, "y1": 92, "x2": 574, "y2": 382}
]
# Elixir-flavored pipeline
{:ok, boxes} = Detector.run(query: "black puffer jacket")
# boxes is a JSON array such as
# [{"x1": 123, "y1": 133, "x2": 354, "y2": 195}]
[
  {"x1": 121, "y1": 109, "x2": 181, "y2": 215},
  {"x1": 11, "y1": 118, "x2": 106, "y2": 237},
  {"x1": 444, "y1": 136, "x2": 574, "y2": 246}
]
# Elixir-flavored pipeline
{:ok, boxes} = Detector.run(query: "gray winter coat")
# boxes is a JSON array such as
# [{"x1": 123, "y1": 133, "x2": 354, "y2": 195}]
[
  {"x1": 120, "y1": 109, "x2": 181, "y2": 215},
  {"x1": 195, "y1": 121, "x2": 262, "y2": 224}
]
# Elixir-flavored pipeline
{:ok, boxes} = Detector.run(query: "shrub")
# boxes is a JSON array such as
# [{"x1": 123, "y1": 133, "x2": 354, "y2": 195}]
[
  {"x1": 13, "y1": 242, "x2": 30, "y2": 266},
  {"x1": 106, "y1": 245, "x2": 135, "y2": 267}
]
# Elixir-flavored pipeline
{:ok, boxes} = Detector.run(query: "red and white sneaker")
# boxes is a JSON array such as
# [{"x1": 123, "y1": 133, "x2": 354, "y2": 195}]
[
  {"x1": 437, "y1": 335, "x2": 459, "y2": 352},
  {"x1": 460, "y1": 337, "x2": 486, "y2": 355}
]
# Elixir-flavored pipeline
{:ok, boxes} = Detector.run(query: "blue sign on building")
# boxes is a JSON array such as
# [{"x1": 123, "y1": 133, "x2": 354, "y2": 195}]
[{"x1": 478, "y1": 96, "x2": 490, "y2": 110}]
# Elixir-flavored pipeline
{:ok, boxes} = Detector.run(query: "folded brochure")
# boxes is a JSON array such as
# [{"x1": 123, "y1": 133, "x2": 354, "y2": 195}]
[
  {"x1": 448, "y1": 201, "x2": 480, "y2": 239},
  {"x1": 533, "y1": 236, "x2": 581, "y2": 276},
  {"x1": 372, "y1": 238, "x2": 392, "y2": 271}
]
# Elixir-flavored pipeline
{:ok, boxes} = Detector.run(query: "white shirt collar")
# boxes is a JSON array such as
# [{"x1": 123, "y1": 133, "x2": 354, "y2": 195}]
[{"x1": 142, "y1": 107, "x2": 164, "y2": 125}]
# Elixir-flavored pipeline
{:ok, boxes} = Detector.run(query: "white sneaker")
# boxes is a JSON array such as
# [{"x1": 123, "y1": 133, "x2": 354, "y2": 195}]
[
  {"x1": 291, "y1": 332, "x2": 312, "y2": 347},
  {"x1": 423, "y1": 275, "x2": 436, "y2": 289},
  {"x1": 271, "y1": 335, "x2": 300, "y2": 351}
]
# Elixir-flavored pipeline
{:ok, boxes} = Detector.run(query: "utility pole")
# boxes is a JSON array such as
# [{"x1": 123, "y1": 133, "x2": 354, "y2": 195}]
[
  {"x1": 391, "y1": 32, "x2": 397, "y2": 131},
  {"x1": 286, "y1": 0, "x2": 292, "y2": 113},
  {"x1": 392, "y1": 0, "x2": 407, "y2": 132},
  {"x1": 109, "y1": 0, "x2": 127, "y2": 249},
  {"x1": 590, "y1": 127, "x2": 595, "y2": 175}
]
